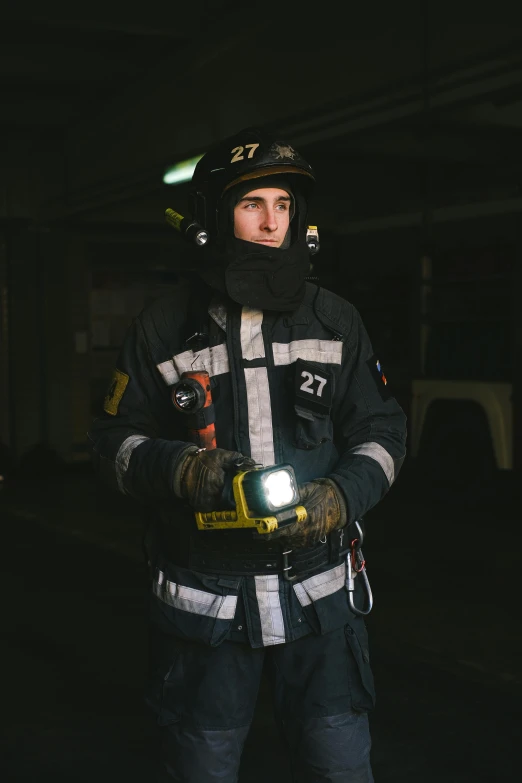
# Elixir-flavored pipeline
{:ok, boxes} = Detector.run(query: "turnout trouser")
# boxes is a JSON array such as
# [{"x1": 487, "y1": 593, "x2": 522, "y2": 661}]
[{"x1": 147, "y1": 622, "x2": 375, "y2": 783}]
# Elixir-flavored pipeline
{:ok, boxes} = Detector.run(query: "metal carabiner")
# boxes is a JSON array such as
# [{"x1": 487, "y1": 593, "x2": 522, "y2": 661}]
[{"x1": 345, "y1": 520, "x2": 373, "y2": 616}]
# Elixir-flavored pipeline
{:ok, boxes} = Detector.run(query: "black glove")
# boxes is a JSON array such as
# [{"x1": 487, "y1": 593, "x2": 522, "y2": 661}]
[
  {"x1": 173, "y1": 447, "x2": 255, "y2": 512},
  {"x1": 265, "y1": 477, "x2": 347, "y2": 549}
]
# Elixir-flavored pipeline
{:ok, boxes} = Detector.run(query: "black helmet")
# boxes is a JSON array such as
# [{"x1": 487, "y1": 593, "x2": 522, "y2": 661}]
[{"x1": 190, "y1": 127, "x2": 315, "y2": 242}]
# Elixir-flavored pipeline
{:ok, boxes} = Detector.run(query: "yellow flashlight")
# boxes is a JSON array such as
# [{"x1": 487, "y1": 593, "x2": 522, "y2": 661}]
[{"x1": 195, "y1": 464, "x2": 307, "y2": 534}]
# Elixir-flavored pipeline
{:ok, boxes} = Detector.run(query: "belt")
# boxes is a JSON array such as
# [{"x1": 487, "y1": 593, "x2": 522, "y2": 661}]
[{"x1": 188, "y1": 527, "x2": 351, "y2": 579}]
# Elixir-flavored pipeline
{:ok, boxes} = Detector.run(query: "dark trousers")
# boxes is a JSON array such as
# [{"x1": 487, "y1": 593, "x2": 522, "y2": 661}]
[{"x1": 147, "y1": 623, "x2": 375, "y2": 783}]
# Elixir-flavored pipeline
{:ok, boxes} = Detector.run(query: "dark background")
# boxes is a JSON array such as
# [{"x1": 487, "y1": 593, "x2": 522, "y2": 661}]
[{"x1": 1, "y1": 4, "x2": 521, "y2": 781}]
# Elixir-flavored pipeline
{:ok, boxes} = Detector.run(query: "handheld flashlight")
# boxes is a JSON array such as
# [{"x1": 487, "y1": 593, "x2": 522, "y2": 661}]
[
  {"x1": 165, "y1": 207, "x2": 209, "y2": 246},
  {"x1": 195, "y1": 463, "x2": 307, "y2": 534},
  {"x1": 171, "y1": 371, "x2": 216, "y2": 450}
]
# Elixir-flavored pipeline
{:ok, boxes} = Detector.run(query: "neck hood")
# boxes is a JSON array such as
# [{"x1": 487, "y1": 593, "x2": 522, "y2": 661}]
[{"x1": 197, "y1": 235, "x2": 310, "y2": 311}]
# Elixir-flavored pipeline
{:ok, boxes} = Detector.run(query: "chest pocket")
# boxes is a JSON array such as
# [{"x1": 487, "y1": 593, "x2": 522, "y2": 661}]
[{"x1": 294, "y1": 359, "x2": 334, "y2": 449}]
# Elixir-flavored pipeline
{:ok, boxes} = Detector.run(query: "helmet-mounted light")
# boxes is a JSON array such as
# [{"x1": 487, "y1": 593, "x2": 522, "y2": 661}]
[
  {"x1": 305, "y1": 226, "x2": 320, "y2": 255},
  {"x1": 165, "y1": 207, "x2": 208, "y2": 246}
]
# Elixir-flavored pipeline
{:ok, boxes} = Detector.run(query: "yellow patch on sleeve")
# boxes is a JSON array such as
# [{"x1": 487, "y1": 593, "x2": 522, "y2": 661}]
[{"x1": 104, "y1": 369, "x2": 130, "y2": 416}]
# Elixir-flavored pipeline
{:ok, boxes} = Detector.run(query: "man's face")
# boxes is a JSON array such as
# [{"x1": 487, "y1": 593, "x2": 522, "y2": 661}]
[{"x1": 233, "y1": 187, "x2": 291, "y2": 248}]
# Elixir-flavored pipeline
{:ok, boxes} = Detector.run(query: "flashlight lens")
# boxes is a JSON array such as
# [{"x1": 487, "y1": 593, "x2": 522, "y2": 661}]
[
  {"x1": 263, "y1": 470, "x2": 297, "y2": 509},
  {"x1": 174, "y1": 384, "x2": 197, "y2": 409}
]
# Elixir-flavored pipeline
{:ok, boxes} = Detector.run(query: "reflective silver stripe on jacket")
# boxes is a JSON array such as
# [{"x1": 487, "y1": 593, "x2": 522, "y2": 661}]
[
  {"x1": 293, "y1": 562, "x2": 346, "y2": 606},
  {"x1": 244, "y1": 367, "x2": 275, "y2": 466},
  {"x1": 115, "y1": 435, "x2": 149, "y2": 493},
  {"x1": 241, "y1": 307, "x2": 265, "y2": 360},
  {"x1": 349, "y1": 442, "x2": 395, "y2": 485},
  {"x1": 272, "y1": 339, "x2": 343, "y2": 366},
  {"x1": 240, "y1": 307, "x2": 275, "y2": 466},
  {"x1": 255, "y1": 574, "x2": 286, "y2": 646},
  {"x1": 208, "y1": 301, "x2": 227, "y2": 332},
  {"x1": 153, "y1": 570, "x2": 238, "y2": 620},
  {"x1": 156, "y1": 343, "x2": 230, "y2": 385}
]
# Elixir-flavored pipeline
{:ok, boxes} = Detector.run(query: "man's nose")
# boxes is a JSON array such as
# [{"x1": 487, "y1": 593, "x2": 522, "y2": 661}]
[{"x1": 261, "y1": 208, "x2": 278, "y2": 231}]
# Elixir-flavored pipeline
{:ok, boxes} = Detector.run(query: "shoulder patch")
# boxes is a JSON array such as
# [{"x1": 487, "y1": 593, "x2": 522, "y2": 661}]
[{"x1": 104, "y1": 369, "x2": 129, "y2": 415}]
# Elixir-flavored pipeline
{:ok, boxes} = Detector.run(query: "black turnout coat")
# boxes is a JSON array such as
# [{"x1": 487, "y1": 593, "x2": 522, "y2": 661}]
[{"x1": 88, "y1": 279, "x2": 406, "y2": 658}]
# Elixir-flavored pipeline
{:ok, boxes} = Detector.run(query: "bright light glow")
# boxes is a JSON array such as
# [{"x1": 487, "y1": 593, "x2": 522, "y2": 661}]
[
  {"x1": 263, "y1": 470, "x2": 296, "y2": 509},
  {"x1": 163, "y1": 154, "x2": 204, "y2": 185}
]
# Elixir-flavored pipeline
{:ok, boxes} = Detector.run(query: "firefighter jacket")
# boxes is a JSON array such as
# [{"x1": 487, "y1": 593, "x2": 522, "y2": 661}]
[{"x1": 88, "y1": 278, "x2": 406, "y2": 657}]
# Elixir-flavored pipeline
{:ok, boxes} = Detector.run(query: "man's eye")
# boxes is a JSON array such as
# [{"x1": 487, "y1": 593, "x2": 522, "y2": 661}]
[{"x1": 276, "y1": 203, "x2": 288, "y2": 211}]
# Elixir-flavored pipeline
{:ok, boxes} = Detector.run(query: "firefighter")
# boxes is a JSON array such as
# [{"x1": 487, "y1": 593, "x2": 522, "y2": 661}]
[{"x1": 88, "y1": 127, "x2": 407, "y2": 782}]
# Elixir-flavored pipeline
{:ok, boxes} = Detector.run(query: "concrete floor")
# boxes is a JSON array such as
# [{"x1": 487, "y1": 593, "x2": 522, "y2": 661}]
[{"x1": 1, "y1": 469, "x2": 521, "y2": 781}]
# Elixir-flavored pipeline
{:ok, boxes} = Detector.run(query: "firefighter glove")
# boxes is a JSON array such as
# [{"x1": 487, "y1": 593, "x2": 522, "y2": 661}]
[
  {"x1": 265, "y1": 477, "x2": 347, "y2": 549},
  {"x1": 173, "y1": 446, "x2": 255, "y2": 512}
]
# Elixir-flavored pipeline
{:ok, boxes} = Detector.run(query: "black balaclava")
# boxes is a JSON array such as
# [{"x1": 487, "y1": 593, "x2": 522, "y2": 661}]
[{"x1": 197, "y1": 175, "x2": 311, "y2": 311}]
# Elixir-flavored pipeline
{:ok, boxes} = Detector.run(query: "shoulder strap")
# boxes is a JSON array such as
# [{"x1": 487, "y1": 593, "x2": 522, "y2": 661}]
[{"x1": 310, "y1": 284, "x2": 353, "y2": 340}]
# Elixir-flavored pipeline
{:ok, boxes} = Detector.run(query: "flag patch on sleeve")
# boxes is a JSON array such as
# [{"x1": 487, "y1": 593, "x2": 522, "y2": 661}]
[{"x1": 366, "y1": 355, "x2": 391, "y2": 400}]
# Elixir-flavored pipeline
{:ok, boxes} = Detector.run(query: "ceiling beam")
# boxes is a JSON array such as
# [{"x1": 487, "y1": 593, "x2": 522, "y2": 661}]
[{"x1": 20, "y1": 13, "x2": 514, "y2": 220}]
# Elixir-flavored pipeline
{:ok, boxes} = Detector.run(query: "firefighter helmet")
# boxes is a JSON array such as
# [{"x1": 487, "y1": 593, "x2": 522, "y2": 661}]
[{"x1": 190, "y1": 127, "x2": 315, "y2": 241}]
